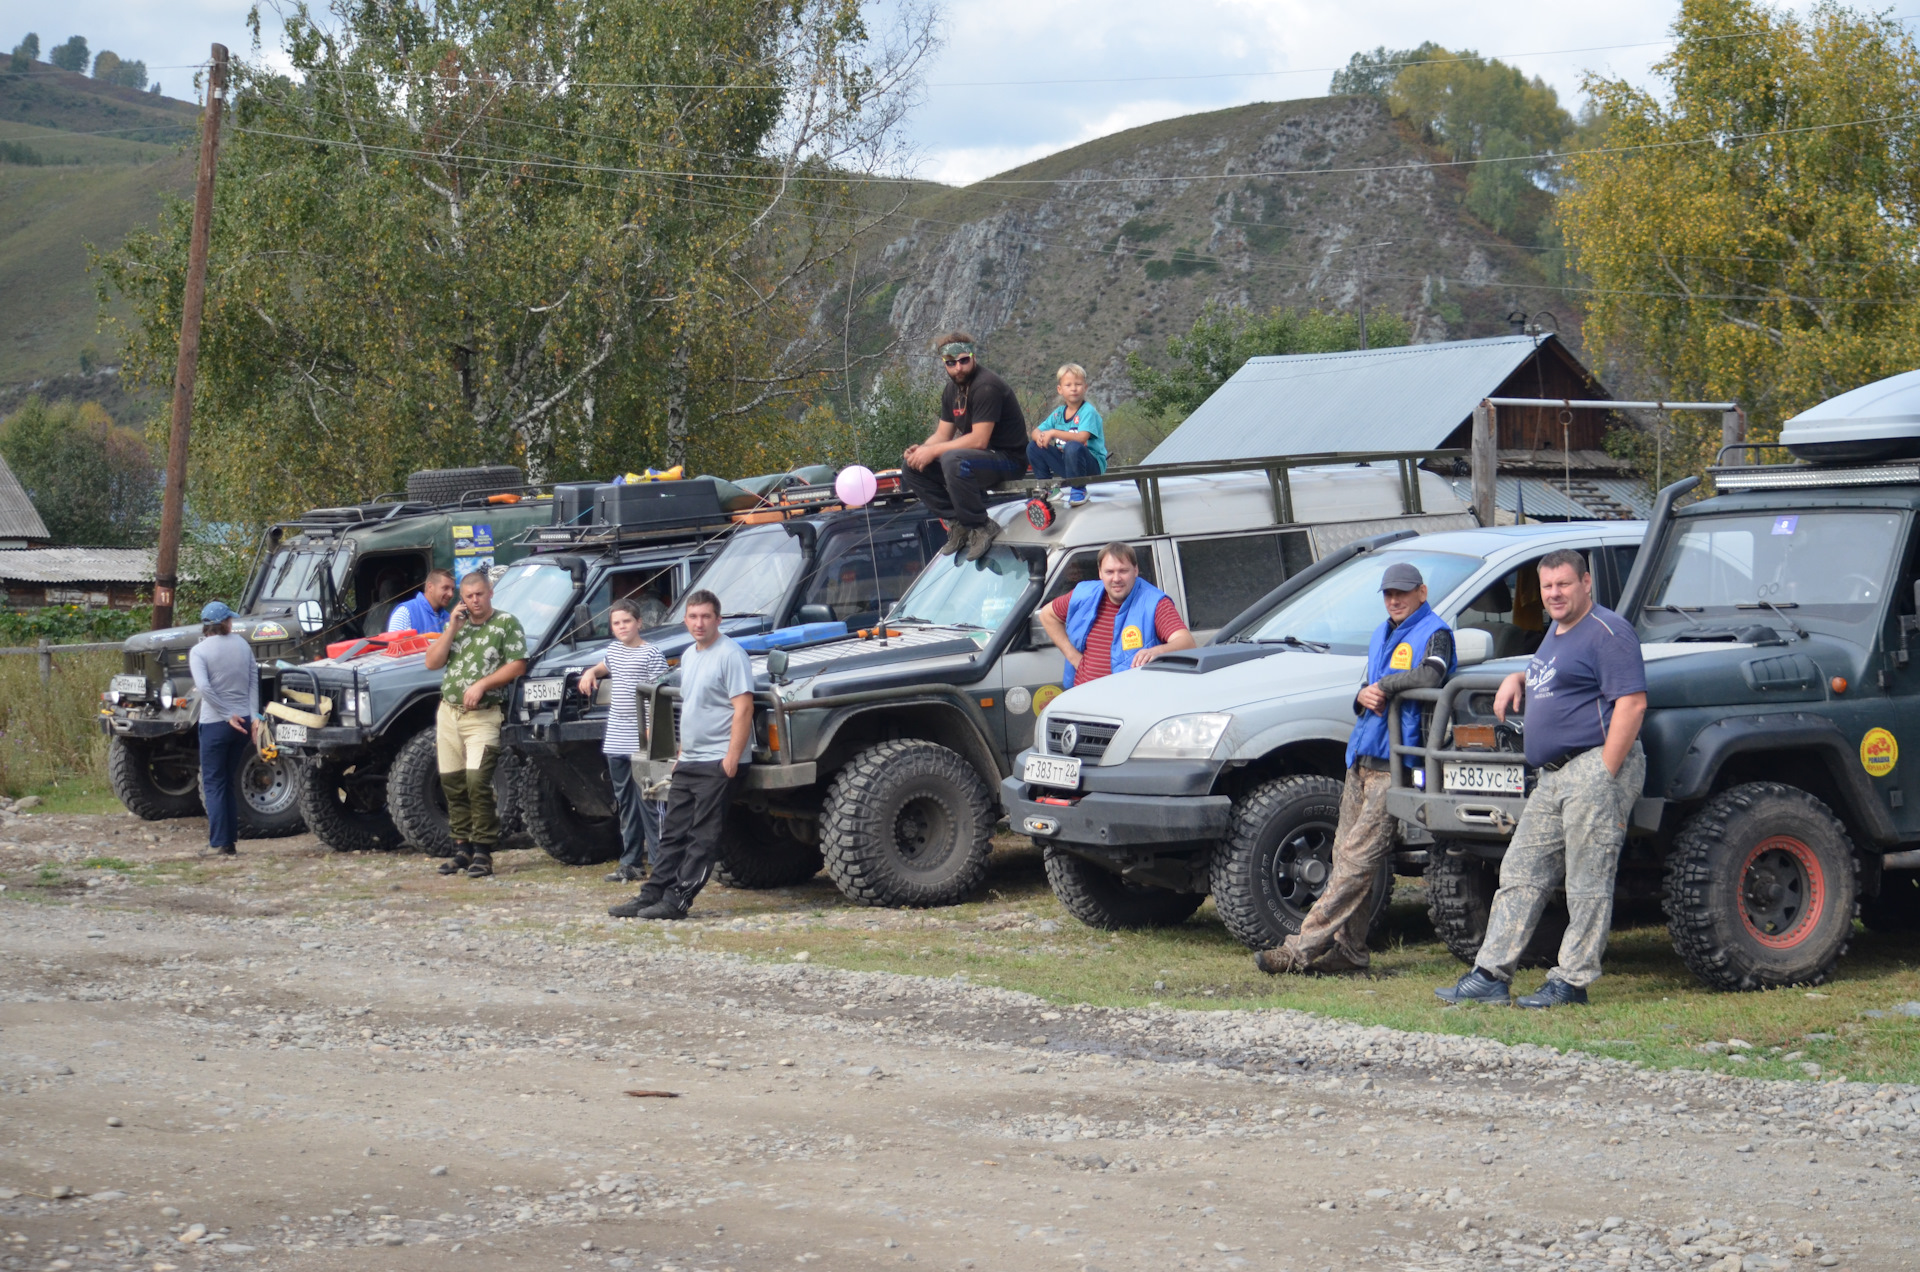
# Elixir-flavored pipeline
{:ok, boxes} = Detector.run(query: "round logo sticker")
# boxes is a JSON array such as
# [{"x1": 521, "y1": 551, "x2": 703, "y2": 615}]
[
  {"x1": 1388, "y1": 641, "x2": 1414, "y2": 671},
  {"x1": 1861, "y1": 727, "x2": 1898, "y2": 778},
  {"x1": 1119, "y1": 624, "x2": 1145, "y2": 651},
  {"x1": 1006, "y1": 686, "x2": 1032, "y2": 715},
  {"x1": 1032, "y1": 684, "x2": 1064, "y2": 713}
]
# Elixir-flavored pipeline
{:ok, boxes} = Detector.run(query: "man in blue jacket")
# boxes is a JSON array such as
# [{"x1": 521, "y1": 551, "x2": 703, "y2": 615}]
[
  {"x1": 1257, "y1": 561, "x2": 1454, "y2": 976},
  {"x1": 1038, "y1": 542, "x2": 1193, "y2": 687},
  {"x1": 386, "y1": 569, "x2": 457, "y2": 634}
]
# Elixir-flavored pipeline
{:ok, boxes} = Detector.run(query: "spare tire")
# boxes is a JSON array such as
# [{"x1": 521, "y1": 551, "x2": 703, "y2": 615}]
[{"x1": 406, "y1": 466, "x2": 524, "y2": 505}]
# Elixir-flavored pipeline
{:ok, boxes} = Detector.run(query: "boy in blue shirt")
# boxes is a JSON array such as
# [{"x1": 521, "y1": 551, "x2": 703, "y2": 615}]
[{"x1": 1027, "y1": 363, "x2": 1106, "y2": 505}]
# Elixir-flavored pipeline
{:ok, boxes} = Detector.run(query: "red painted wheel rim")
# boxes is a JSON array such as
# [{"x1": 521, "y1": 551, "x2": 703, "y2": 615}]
[{"x1": 1738, "y1": 835, "x2": 1825, "y2": 949}]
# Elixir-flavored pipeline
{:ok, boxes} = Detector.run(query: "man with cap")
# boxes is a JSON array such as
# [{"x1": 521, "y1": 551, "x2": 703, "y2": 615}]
[
  {"x1": 1256, "y1": 561, "x2": 1454, "y2": 976},
  {"x1": 900, "y1": 331, "x2": 1029, "y2": 562},
  {"x1": 187, "y1": 601, "x2": 261, "y2": 856}
]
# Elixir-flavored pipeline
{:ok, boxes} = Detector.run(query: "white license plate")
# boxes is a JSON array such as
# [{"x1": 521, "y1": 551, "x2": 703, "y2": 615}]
[
  {"x1": 522, "y1": 678, "x2": 564, "y2": 705},
  {"x1": 111, "y1": 674, "x2": 148, "y2": 696},
  {"x1": 274, "y1": 723, "x2": 308, "y2": 744},
  {"x1": 1443, "y1": 761, "x2": 1525, "y2": 794},
  {"x1": 1023, "y1": 753, "x2": 1082, "y2": 790}
]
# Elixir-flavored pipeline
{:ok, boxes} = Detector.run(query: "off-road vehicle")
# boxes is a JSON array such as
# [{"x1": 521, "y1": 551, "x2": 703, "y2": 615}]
[
  {"x1": 505, "y1": 476, "x2": 944, "y2": 869},
  {"x1": 270, "y1": 478, "x2": 743, "y2": 855},
  {"x1": 999, "y1": 519, "x2": 1644, "y2": 943},
  {"x1": 642, "y1": 452, "x2": 1475, "y2": 908},
  {"x1": 98, "y1": 464, "x2": 536, "y2": 837},
  {"x1": 1388, "y1": 370, "x2": 1920, "y2": 989}
]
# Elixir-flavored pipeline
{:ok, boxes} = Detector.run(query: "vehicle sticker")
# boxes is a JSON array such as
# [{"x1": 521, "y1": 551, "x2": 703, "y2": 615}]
[
  {"x1": 1006, "y1": 686, "x2": 1032, "y2": 715},
  {"x1": 250, "y1": 621, "x2": 289, "y2": 642},
  {"x1": 1389, "y1": 641, "x2": 1414, "y2": 671},
  {"x1": 453, "y1": 523, "x2": 495, "y2": 581},
  {"x1": 1032, "y1": 684, "x2": 1063, "y2": 713},
  {"x1": 1120, "y1": 624, "x2": 1145, "y2": 652},
  {"x1": 1771, "y1": 515, "x2": 1799, "y2": 536},
  {"x1": 1861, "y1": 727, "x2": 1898, "y2": 777}
]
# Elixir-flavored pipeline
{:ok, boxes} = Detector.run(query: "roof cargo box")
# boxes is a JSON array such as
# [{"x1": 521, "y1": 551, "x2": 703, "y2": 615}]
[
  {"x1": 551, "y1": 482, "x2": 601, "y2": 528},
  {"x1": 1781, "y1": 367, "x2": 1920, "y2": 463},
  {"x1": 594, "y1": 478, "x2": 728, "y2": 529}
]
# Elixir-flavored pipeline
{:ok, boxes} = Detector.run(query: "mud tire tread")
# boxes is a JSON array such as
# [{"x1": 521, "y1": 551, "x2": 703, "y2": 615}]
[
  {"x1": 387, "y1": 728, "x2": 458, "y2": 857},
  {"x1": 819, "y1": 739, "x2": 994, "y2": 907},
  {"x1": 1044, "y1": 846, "x2": 1205, "y2": 929},
  {"x1": 297, "y1": 757, "x2": 403, "y2": 853},
  {"x1": 519, "y1": 760, "x2": 622, "y2": 866},
  {"x1": 1424, "y1": 844, "x2": 1565, "y2": 969},
  {"x1": 108, "y1": 736, "x2": 202, "y2": 821},
  {"x1": 714, "y1": 811, "x2": 823, "y2": 889}
]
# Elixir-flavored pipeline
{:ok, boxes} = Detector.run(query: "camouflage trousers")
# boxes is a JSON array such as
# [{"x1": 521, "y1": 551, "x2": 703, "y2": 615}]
[
  {"x1": 1280, "y1": 764, "x2": 1395, "y2": 970},
  {"x1": 1475, "y1": 742, "x2": 1645, "y2": 989}
]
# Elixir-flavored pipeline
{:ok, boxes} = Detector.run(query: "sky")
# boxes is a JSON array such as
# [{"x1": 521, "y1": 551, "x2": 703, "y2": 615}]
[{"x1": 3, "y1": 0, "x2": 1846, "y2": 185}]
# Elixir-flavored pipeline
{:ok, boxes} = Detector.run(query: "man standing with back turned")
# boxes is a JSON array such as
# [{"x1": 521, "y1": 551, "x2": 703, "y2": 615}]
[
  {"x1": 901, "y1": 332, "x2": 1029, "y2": 563},
  {"x1": 1257, "y1": 562, "x2": 1453, "y2": 976},
  {"x1": 1436, "y1": 549, "x2": 1647, "y2": 1008}
]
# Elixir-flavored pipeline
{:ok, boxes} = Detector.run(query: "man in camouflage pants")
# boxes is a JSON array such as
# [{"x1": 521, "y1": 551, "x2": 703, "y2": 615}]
[
  {"x1": 422, "y1": 570, "x2": 528, "y2": 879},
  {"x1": 1437, "y1": 549, "x2": 1647, "y2": 1009}
]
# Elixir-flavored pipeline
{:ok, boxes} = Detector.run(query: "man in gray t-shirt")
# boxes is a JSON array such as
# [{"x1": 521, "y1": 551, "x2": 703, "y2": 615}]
[{"x1": 610, "y1": 589, "x2": 754, "y2": 921}]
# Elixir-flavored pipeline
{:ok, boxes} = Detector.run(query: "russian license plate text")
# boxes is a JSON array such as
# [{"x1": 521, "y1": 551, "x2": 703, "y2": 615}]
[
  {"x1": 1443, "y1": 761, "x2": 1524, "y2": 794},
  {"x1": 110, "y1": 675, "x2": 148, "y2": 696},
  {"x1": 1023, "y1": 754, "x2": 1082, "y2": 790},
  {"x1": 522, "y1": 679, "x2": 564, "y2": 705},
  {"x1": 274, "y1": 722, "x2": 308, "y2": 744}
]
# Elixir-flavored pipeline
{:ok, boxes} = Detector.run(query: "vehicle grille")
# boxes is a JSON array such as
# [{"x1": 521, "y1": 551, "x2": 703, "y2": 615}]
[{"x1": 1047, "y1": 717, "x2": 1118, "y2": 761}]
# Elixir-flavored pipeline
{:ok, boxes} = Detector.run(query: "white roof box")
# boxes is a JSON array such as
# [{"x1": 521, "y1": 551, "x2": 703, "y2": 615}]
[{"x1": 1780, "y1": 367, "x2": 1920, "y2": 462}]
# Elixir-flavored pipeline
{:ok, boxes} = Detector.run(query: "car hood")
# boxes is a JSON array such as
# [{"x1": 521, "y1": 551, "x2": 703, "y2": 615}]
[{"x1": 123, "y1": 610, "x2": 304, "y2": 654}]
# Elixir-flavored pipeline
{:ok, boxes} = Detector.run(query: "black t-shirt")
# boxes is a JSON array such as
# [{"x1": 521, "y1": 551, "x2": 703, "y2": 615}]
[{"x1": 940, "y1": 366, "x2": 1027, "y2": 453}]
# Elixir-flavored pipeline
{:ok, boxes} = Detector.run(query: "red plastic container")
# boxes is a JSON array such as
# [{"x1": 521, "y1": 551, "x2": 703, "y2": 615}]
[{"x1": 325, "y1": 629, "x2": 428, "y2": 661}]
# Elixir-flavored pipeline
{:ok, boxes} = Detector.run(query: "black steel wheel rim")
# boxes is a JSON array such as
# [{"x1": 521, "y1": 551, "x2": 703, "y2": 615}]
[{"x1": 1269, "y1": 819, "x2": 1337, "y2": 911}]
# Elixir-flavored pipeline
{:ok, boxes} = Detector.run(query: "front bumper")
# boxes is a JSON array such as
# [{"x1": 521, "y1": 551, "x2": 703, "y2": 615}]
[
  {"x1": 1000, "y1": 752, "x2": 1232, "y2": 847},
  {"x1": 1385, "y1": 789, "x2": 1525, "y2": 843},
  {"x1": 100, "y1": 709, "x2": 195, "y2": 739},
  {"x1": 275, "y1": 724, "x2": 374, "y2": 757}
]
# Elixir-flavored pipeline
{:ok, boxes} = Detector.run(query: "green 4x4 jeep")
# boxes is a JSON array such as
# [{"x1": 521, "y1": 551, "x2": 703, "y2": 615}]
[{"x1": 1388, "y1": 372, "x2": 1920, "y2": 990}]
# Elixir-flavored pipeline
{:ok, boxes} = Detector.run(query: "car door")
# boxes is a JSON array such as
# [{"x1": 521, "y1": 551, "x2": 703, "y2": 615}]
[
  {"x1": 1172, "y1": 528, "x2": 1314, "y2": 640},
  {"x1": 1449, "y1": 539, "x2": 1624, "y2": 661}
]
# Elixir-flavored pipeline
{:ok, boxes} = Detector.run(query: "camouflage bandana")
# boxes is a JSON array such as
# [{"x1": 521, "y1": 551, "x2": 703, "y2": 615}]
[{"x1": 939, "y1": 341, "x2": 976, "y2": 359}]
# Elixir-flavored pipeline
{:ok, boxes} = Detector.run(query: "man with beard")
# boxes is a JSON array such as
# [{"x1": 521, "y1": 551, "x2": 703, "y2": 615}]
[{"x1": 900, "y1": 332, "x2": 1029, "y2": 562}]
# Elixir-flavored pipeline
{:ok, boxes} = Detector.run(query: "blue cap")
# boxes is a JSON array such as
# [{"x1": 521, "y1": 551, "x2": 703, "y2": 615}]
[{"x1": 199, "y1": 601, "x2": 236, "y2": 623}]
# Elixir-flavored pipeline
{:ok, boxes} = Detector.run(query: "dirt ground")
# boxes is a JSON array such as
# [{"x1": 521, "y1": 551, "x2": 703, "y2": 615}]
[{"x1": 2, "y1": 810, "x2": 1917, "y2": 1272}]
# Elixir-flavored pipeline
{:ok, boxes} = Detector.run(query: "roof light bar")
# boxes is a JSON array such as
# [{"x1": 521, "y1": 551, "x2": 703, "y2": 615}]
[{"x1": 1712, "y1": 462, "x2": 1920, "y2": 491}]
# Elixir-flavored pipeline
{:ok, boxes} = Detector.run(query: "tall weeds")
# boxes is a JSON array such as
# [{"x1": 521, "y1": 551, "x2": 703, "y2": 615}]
[{"x1": 0, "y1": 650, "x2": 115, "y2": 796}]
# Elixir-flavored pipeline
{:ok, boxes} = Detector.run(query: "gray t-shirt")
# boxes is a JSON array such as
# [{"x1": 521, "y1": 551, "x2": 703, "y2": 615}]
[
  {"x1": 188, "y1": 632, "x2": 260, "y2": 725},
  {"x1": 677, "y1": 634, "x2": 754, "y2": 763},
  {"x1": 1522, "y1": 604, "x2": 1646, "y2": 767}
]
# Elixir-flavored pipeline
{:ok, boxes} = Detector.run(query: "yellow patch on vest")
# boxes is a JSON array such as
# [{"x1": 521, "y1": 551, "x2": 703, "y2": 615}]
[
  {"x1": 1388, "y1": 641, "x2": 1414, "y2": 671},
  {"x1": 1119, "y1": 624, "x2": 1145, "y2": 652}
]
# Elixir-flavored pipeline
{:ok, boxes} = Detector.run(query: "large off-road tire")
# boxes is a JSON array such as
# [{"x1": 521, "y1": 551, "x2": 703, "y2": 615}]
[
  {"x1": 1045, "y1": 846, "x2": 1205, "y2": 930},
  {"x1": 819, "y1": 739, "x2": 994, "y2": 907},
  {"x1": 1210, "y1": 775, "x2": 1391, "y2": 951},
  {"x1": 1424, "y1": 844, "x2": 1567, "y2": 969},
  {"x1": 495, "y1": 749, "x2": 528, "y2": 843},
  {"x1": 715, "y1": 809, "x2": 824, "y2": 889},
  {"x1": 1665, "y1": 782, "x2": 1858, "y2": 991},
  {"x1": 298, "y1": 756, "x2": 404, "y2": 853},
  {"x1": 108, "y1": 735, "x2": 203, "y2": 820},
  {"x1": 387, "y1": 727, "x2": 457, "y2": 857},
  {"x1": 227, "y1": 751, "x2": 305, "y2": 838},
  {"x1": 406, "y1": 465, "x2": 524, "y2": 505},
  {"x1": 519, "y1": 760, "x2": 622, "y2": 866},
  {"x1": 1862, "y1": 870, "x2": 1920, "y2": 934}
]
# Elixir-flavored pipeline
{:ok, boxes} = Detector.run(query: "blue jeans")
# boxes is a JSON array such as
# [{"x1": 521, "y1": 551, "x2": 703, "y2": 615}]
[
  {"x1": 1027, "y1": 439, "x2": 1102, "y2": 487},
  {"x1": 199, "y1": 720, "x2": 252, "y2": 849},
  {"x1": 606, "y1": 753, "x2": 663, "y2": 875}
]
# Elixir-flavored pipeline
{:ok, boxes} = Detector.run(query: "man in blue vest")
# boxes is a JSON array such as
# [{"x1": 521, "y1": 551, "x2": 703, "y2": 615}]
[
  {"x1": 1257, "y1": 561, "x2": 1455, "y2": 977},
  {"x1": 386, "y1": 569, "x2": 457, "y2": 635},
  {"x1": 1038, "y1": 542, "x2": 1193, "y2": 687}
]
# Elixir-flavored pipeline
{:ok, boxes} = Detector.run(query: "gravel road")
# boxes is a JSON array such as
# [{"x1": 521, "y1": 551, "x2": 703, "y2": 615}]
[{"x1": 1, "y1": 810, "x2": 1916, "y2": 1272}]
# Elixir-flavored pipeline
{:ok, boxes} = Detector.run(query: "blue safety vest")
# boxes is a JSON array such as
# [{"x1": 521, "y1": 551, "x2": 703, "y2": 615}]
[
  {"x1": 1062, "y1": 578, "x2": 1169, "y2": 688},
  {"x1": 1345, "y1": 602, "x2": 1454, "y2": 768},
  {"x1": 392, "y1": 592, "x2": 449, "y2": 635}
]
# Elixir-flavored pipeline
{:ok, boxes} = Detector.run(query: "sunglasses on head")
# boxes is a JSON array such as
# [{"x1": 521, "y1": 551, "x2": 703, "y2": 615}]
[{"x1": 942, "y1": 354, "x2": 974, "y2": 367}]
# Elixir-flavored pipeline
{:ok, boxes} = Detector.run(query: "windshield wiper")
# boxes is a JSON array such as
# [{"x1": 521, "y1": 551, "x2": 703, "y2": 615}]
[
  {"x1": 1737, "y1": 600, "x2": 1809, "y2": 639},
  {"x1": 1257, "y1": 634, "x2": 1331, "y2": 653},
  {"x1": 1648, "y1": 604, "x2": 1707, "y2": 630}
]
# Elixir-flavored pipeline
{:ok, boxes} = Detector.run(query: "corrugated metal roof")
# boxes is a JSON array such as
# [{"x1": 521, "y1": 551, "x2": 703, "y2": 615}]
[
  {"x1": 1440, "y1": 476, "x2": 1653, "y2": 521},
  {"x1": 0, "y1": 547, "x2": 157, "y2": 584},
  {"x1": 0, "y1": 454, "x2": 51, "y2": 542},
  {"x1": 1142, "y1": 335, "x2": 1571, "y2": 465}
]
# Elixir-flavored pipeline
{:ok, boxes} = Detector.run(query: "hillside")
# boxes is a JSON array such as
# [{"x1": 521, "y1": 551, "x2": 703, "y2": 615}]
[{"x1": 859, "y1": 95, "x2": 1573, "y2": 405}]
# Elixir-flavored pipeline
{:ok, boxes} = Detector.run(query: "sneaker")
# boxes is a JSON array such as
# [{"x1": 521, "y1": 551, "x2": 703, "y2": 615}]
[
  {"x1": 1066, "y1": 487, "x2": 1088, "y2": 506},
  {"x1": 963, "y1": 521, "x2": 1000, "y2": 562},
  {"x1": 938, "y1": 521, "x2": 970, "y2": 556},
  {"x1": 1434, "y1": 968, "x2": 1510, "y2": 1005},
  {"x1": 465, "y1": 851, "x2": 494, "y2": 879},
  {"x1": 1515, "y1": 977, "x2": 1588, "y2": 1009},
  {"x1": 636, "y1": 899, "x2": 689, "y2": 921},
  {"x1": 439, "y1": 848, "x2": 472, "y2": 876},
  {"x1": 1253, "y1": 945, "x2": 1310, "y2": 975},
  {"x1": 608, "y1": 893, "x2": 650, "y2": 918}
]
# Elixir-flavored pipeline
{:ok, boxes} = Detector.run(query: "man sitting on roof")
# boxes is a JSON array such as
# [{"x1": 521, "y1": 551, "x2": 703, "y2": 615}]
[
  {"x1": 1039, "y1": 541, "x2": 1193, "y2": 687},
  {"x1": 386, "y1": 569, "x2": 457, "y2": 635}
]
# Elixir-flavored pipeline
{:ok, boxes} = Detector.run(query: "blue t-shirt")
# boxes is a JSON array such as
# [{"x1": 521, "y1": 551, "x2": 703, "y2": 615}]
[
  {"x1": 1037, "y1": 402, "x2": 1107, "y2": 468},
  {"x1": 1521, "y1": 604, "x2": 1646, "y2": 768},
  {"x1": 677, "y1": 634, "x2": 755, "y2": 763}
]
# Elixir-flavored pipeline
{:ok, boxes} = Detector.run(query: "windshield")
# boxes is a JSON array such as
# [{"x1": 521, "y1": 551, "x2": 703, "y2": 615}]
[
  {"x1": 490, "y1": 561, "x2": 579, "y2": 649},
  {"x1": 890, "y1": 546, "x2": 1031, "y2": 630},
  {"x1": 1245, "y1": 550, "x2": 1482, "y2": 653},
  {"x1": 670, "y1": 525, "x2": 804, "y2": 620},
  {"x1": 1640, "y1": 509, "x2": 1903, "y2": 643},
  {"x1": 258, "y1": 545, "x2": 352, "y2": 604}
]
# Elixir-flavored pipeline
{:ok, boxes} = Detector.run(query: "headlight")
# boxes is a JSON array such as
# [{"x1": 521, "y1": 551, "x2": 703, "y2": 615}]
[
  {"x1": 1130, "y1": 712, "x2": 1232, "y2": 761},
  {"x1": 357, "y1": 690, "x2": 371, "y2": 721},
  {"x1": 159, "y1": 680, "x2": 175, "y2": 709}
]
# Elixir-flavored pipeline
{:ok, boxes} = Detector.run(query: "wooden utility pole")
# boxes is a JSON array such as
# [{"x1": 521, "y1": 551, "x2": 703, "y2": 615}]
[
  {"x1": 1470, "y1": 399, "x2": 1496, "y2": 527},
  {"x1": 151, "y1": 43, "x2": 228, "y2": 631}
]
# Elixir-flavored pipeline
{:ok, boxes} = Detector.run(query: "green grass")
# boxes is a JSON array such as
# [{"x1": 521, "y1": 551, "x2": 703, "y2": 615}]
[
  {"x1": 0, "y1": 119, "x2": 180, "y2": 165},
  {"x1": 0, "y1": 650, "x2": 116, "y2": 798}
]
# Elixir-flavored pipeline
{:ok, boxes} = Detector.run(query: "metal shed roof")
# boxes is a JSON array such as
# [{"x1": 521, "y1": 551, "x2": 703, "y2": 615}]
[
  {"x1": 0, "y1": 454, "x2": 51, "y2": 542},
  {"x1": 0, "y1": 547, "x2": 157, "y2": 584},
  {"x1": 1438, "y1": 475, "x2": 1653, "y2": 521},
  {"x1": 1142, "y1": 335, "x2": 1576, "y2": 465}
]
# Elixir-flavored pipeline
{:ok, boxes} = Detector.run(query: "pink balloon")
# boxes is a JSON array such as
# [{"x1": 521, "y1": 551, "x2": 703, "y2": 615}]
[{"x1": 834, "y1": 464, "x2": 878, "y2": 508}]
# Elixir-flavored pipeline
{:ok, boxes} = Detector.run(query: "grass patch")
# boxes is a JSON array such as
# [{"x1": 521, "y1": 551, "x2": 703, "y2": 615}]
[
  {"x1": 79, "y1": 856, "x2": 138, "y2": 871},
  {"x1": 0, "y1": 650, "x2": 116, "y2": 798},
  {"x1": 679, "y1": 838, "x2": 1920, "y2": 1084}
]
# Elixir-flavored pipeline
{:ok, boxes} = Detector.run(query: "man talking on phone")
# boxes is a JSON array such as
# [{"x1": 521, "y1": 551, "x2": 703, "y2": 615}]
[{"x1": 423, "y1": 570, "x2": 527, "y2": 878}]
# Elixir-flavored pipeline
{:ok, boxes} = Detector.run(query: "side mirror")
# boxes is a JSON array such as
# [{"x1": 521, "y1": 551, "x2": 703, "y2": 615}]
[
  {"x1": 796, "y1": 603, "x2": 834, "y2": 625},
  {"x1": 1454, "y1": 627, "x2": 1494, "y2": 667},
  {"x1": 765, "y1": 649, "x2": 790, "y2": 684},
  {"x1": 1025, "y1": 612, "x2": 1050, "y2": 651},
  {"x1": 567, "y1": 603, "x2": 593, "y2": 643},
  {"x1": 296, "y1": 599, "x2": 324, "y2": 635}
]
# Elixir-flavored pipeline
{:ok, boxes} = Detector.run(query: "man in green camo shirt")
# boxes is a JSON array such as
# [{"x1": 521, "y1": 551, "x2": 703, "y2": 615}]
[{"x1": 422, "y1": 570, "x2": 528, "y2": 877}]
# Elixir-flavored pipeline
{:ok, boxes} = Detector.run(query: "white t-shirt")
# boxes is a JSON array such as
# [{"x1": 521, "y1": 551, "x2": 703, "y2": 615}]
[{"x1": 601, "y1": 639, "x2": 668, "y2": 756}]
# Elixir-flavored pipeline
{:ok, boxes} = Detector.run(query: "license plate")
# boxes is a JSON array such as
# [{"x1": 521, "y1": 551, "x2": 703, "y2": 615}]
[
  {"x1": 522, "y1": 678, "x2": 564, "y2": 705},
  {"x1": 111, "y1": 675, "x2": 148, "y2": 696},
  {"x1": 1023, "y1": 753, "x2": 1082, "y2": 790},
  {"x1": 1443, "y1": 761, "x2": 1524, "y2": 794},
  {"x1": 274, "y1": 723, "x2": 308, "y2": 744}
]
